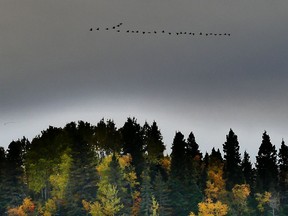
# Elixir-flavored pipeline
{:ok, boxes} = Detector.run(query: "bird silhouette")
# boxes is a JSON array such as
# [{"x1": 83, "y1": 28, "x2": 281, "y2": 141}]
[
  {"x1": 90, "y1": 28, "x2": 93, "y2": 31},
  {"x1": 168, "y1": 32, "x2": 171, "y2": 35},
  {"x1": 117, "y1": 30, "x2": 120, "y2": 32},
  {"x1": 127, "y1": 30, "x2": 129, "y2": 33},
  {"x1": 97, "y1": 28, "x2": 99, "y2": 30},
  {"x1": 106, "y1": 28, "x2": 109, "y2": 30},
  {"x1": 154, "y1": 31, "x2": 157, "y2": 34},
  {"x1": 199, "y1": 32, "x2": 202, "y2": 35},
  {"x1": 162, "y1": 30, "x2": 165, "y2": 33},
  {"x1": 228, "y1": 33, "x2": 231, "y2": 36}
]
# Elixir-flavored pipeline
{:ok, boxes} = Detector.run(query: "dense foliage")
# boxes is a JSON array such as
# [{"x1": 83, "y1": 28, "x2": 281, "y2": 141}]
[{"x1": 1, "y1": 118, "x2": 287, "y2": 215}]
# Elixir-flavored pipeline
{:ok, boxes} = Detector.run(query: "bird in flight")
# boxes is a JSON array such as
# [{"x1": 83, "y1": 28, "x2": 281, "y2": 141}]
[{"x1": 89, "y1": 22, "x2": 231, "y2": 38}]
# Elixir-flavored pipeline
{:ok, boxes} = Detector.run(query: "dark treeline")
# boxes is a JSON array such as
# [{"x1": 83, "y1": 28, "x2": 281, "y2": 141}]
[{"x1": 0, "y1": 118, "x2": 288, "y2": 215}]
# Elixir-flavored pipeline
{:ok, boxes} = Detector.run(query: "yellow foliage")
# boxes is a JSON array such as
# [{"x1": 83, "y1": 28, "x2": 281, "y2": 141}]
[
  {"x1": 7, "y1": 208, "x2": 24, "y2": 216},
  {"x1": 198, "y1": 198, "x2": 228, "y2": 216},
  {"x1": 255, "y1": 191, "x2": 271, "y2": 213},
  {"x1": 232, "y1": 184, "x2": 250, "y2": 200},
  {"x1": 82, "y1": 200, "x2": 91, "y2": 212},
  {"x1": 131, "y1": 191, "x2": 141, "y2": 216},
  {"x1": 43, "y1": 199, "x2": 57, "y2": 216},
  {"x1": 205, "y1": 163, "x2": 226, "y2": 201},
  {"x1": 161, "y1": 157, "x2": 171, "y2": 172},
  {"x1": 189, "y1": 212, "x2": 197, "y2": 216},
  {"x1": 118, "y1": 154, "x2": 132, "y2": 168},
  {"x1": 96, "y1": 155, "x2": 112, "y2": 176},
  {"x1": 7, "y1": 198, "x2": 36, "y2": 216}
]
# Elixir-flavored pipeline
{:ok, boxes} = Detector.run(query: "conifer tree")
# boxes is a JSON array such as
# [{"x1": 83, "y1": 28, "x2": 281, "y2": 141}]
[
  {"x1": 64, "y1": 121, "x2": 98, "y2": 216},
  {"x1": 153, "y1": 172, "x2": 172, "y2": 216},
  {"x1": 278, "y1": 140, "x2": 288, "y2": 211},
  {"x1": 185, "y1": 132, "x2": 202, "y2": 187},
  {"x1": 241, "y1": 151, "x2": 254, "y2": 190},
  {"x1": 145, "y1": 121, "x2": 165, "y2": 162},
  {"x1": 0, "y1": 147, "x2": 7, "y2": 214},
  {"x1": 256, "y1": 131, "x2": 278, "y2": 192},
  {"x1": 223, "y1": 129, "x2": 243, "y2": 190},
  {"x1": 3, "y1": 138, "x2": 30, "y2": 210},
  {"x1": 170, "y1": 131, "x2": 186, "y2": 179},
  {"x1": 140, "y1": 169, "x2": 153, "y2": 216},
  {"x1": 121, "y1": 117, "x2": 144, "y2": 178}
]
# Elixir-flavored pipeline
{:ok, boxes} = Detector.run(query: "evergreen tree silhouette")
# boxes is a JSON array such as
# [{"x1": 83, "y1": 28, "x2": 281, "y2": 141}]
[
  {"x1": 256, "y1": 131, "x2": 278, "y2": 192},
  {"x1": 145, "y1": 121, "x2": 165, "y2": 162},
  {"x1": 223, "y1": 129, "x2": 243, "y2": 190},
  {"x1": 241, "y1": 151, "x2": 254, "y2": 191},
  {"x1": 278, "y1": 140, "x2": 288, "y2": 211},
  {"x1": 170, "y1": 131, "x2": 186, "y2": 179},
  {"x1": 121, "y1": 117, "x2": 144, "y2": 178},
  {"x1": 64, "y1": 121, "x2": 98, "y2": 216}
]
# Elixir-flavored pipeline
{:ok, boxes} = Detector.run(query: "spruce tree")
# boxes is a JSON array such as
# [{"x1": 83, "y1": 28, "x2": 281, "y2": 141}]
[
  {"x1": 223, "y1": 129, "x2": 243, "y2": 190},
  {"x1": 64, "y1": 122, "x2": 98, "y2": 215},
  {"x1": 121, "y1": 117, "x2": 144, "y2": 178},
  {"x1": 153, "y1": 172, "x2": 172, "y2": 216},
  {"x1": 145, "y1": 121, "x2": 165, "y2": 163},
  {"x1": 241, "y1": 151, "x2": 254, "y2": 190},
  {"x1": 0, "y1": 147, "x2": 7, "y2": 214},
  {"x1": 256, "y1": 131, "x2": 278, "y2": 192},
  {"x1": 278, "y1": 140, "x2": 288, "y2": 210},
  {"x1": 185, "y1": 132, "x2": 202, "y2": 186},
  {"x1": 170, "y1": 131, "x2": 186, "y2": 179},
  {"x1": 3, "y1": 138, "x2": 29, "y2": 210},
  {"x1": 140, "y1": 169, "x2": 153, "y2": 216}
]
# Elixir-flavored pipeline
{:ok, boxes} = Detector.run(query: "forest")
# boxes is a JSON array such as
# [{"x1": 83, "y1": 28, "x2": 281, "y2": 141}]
[{"x1": 0, "y1": 117, "x2": 287, "y2": 216}]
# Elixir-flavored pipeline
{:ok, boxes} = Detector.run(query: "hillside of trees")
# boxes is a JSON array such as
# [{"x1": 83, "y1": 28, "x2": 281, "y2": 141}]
[{"x1": 1, "y1": 117, "x2": 288, "y2": 215}]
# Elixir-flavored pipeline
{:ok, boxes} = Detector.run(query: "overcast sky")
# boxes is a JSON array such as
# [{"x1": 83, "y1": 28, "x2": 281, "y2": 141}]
[{"x1": 1, "y1": 0, "x2": 288, "y2": 159}]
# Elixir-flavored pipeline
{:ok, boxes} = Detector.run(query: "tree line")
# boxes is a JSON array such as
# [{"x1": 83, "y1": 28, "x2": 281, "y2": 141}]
[{"x1": 0, "y1": 117, "x2": 287, "y2": 215}]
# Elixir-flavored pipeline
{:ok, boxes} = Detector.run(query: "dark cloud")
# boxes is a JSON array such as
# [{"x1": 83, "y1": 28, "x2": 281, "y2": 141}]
[{"x1": 1, "y1": 0, "x2": 288, "y2": 157}]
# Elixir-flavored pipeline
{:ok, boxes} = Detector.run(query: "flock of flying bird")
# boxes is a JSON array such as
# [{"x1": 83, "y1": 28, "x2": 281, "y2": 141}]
[{"x1": 89, "y1": 22, "x2": 231, "y2": 37}]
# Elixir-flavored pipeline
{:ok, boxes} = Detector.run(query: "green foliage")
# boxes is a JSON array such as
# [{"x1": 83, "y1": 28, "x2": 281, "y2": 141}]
[
  {"x1": 2, "y1": 119, "x2": 288, "y2": 215},
  {"x1": 83, "y1": 183, "x2": 123, "y2": 216}
]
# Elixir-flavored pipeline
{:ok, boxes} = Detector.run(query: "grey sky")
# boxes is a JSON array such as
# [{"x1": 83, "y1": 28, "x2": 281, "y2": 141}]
[{"x1": 1, "y1": 0, "x2": 288, "y2": 158}]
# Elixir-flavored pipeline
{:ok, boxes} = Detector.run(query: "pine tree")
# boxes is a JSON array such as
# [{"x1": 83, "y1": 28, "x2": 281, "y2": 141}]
[
  {"x1": 185, "y1": 132, "x2": 202, "y2": 187},
  {"x1": 145, "y1": 121, "x2": 165, "y2": 162},
  {"x1": 241, "y1": 151, "x2": 254, "y2": 190},
  {"x1": 108, "y1": 154, "x2": 133, "y2": 215},
  {"x1": 153, "y1": 172, "x2": 172, "y2": 216},
  {"x1": 278, "y1": 140, "x2": 288, "y2": 211},
  {"x1": 223, "y1": 129, "x2": 243, "y2": 190},
  {"x1": 3, "y1": 138, "x2": 30, "y2": 210},
  {"x1": 64, "y1": 122, "x2": 98, "y2": 215},
  {"x1": 170, "y1": 131, "x2": 186, "y2": 179},
  {"x1": 256, "y1": 131, "x2": 278, "y2": 192},
  {"x1": 121, "y1": 117, "x2": 145, "y2": 178},
  {"x1": 140, "y1": 169, "x2": 153, "y2": 216},
  {"x1": 0, "y1": 147, "x2": 7, "y2": 214}
]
